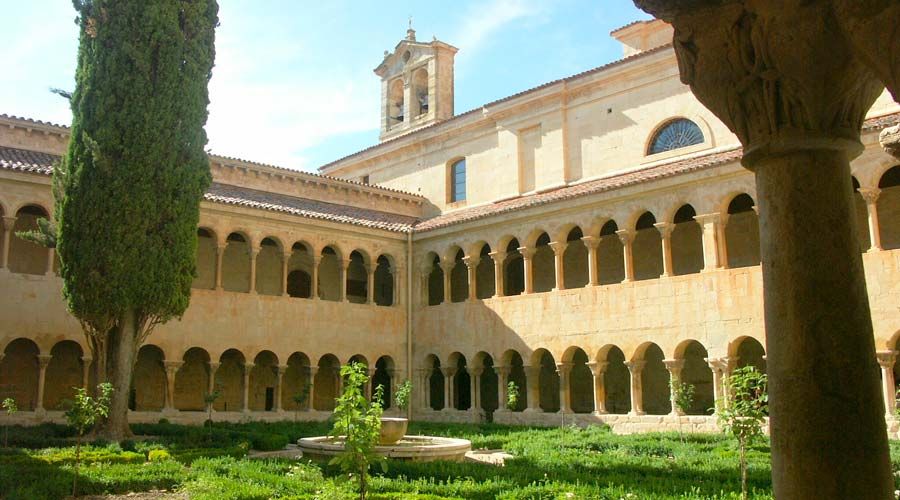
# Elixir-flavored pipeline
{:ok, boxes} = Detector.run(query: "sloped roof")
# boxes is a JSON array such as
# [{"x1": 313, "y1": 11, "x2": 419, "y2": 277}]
[{"x1": 0, "y1": 146, "x2": 56, "y2": 175}]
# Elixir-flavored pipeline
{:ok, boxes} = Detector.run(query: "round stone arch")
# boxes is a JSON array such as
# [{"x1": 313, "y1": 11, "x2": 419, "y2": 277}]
[
  {"x1": 42, "y1": 340, "x2": 85, "y2": 412},
  {"x1": 561, "y1": 346, "x2": 593, "y2": 413},
  {"x1": 282, "y1": 352, "x2": 312, "y2": 411},
  {"x1": 317, "y1": 244, "x2": 344, "y2": 301},
  {"x1": 133, "y1": 344, "x2": 167, "y2": 411},
  {"x1": 596, "y1": 344, "x2": 630, "y2": 414},
  {"x1": 631, "y1": 210, "x2": 664, "y2": 281},
  {"x1": 447, "y1": 351, "x2": 471, "y2": 411},
  {"x1": 672, "y1": 339, "x2": 715, "y2": 415},
  {"x1": 529, "y1": 348, "x2": 559, "y2": 413},
  {"x1": 444, "y1": 245, "x2": 467, "y2": 303},
  {"x1": 729, "y1": 336, "x2": 767, "y2": 374},
  {"x1": 629, "y1": 341, "x2": 670, "y2": 415},
  {"x1": 215, "y1": 348, "x2": 247, "y2": 412},
  {"x1": 9, "y1": 203, "x2": 51, "y2": 275},
  {"x1": 472, "y1": 351, "x2": 498, "y2": 414},
  {"x1": 722, "y1": 193, "x2": 761, "y2": 268},
  {"x1": 174, "y1": 346, "x2": 211, "y2": 411},
  {"x1": 424, "y1": 353, "x2": 444, "y2": 410},
  {"x1": 372, "y1": 355, "x2": 395, "y2": 408},
  {"x1": 465, "y1": 241, "x2": 494, "y2": 299},
  {"x1": 313, "y1": 354, "x2": 341, "y2": 411},
  {"x1": 0, "y1": 338, "x2": 40, "y2": 410}
]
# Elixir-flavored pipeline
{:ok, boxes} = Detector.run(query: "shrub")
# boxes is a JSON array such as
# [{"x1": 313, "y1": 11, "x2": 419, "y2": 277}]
[
  {"x1": 250, "y1": 432, "x2": 289, "y2": 452},
  {"x1": 147, "y1": 449, "x2": 171, "y2": 462}
]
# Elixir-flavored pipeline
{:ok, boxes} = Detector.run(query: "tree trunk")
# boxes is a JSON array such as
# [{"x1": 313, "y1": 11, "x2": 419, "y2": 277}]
[{"x1": 95, "y1": 310, "x2": 139, "y2": 441}]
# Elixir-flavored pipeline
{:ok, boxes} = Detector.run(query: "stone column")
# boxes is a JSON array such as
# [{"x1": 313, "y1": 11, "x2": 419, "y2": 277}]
[
  {"x1": 418, "y1": 264, "x2": 432, "y2": 305},
  {"x1": 624, "y1": 360, "x2": 645, "y2": 416},
  {"x1": 242, "y1": 362, "x2": 253, "y2": 412},
  {"x1": 307, "y1": 367, "x2": 318, "y2": 411},
  {"x1": 548, "y1": 241, "x2": 567, "y2": 291},
  {"x1": 248, "y1": 246, "x2": 259, "y2": 294},
  {"x1": 470, "y1": 367, "x2": 483, "y2": 415},
  {"x1": 81, "y1": 356, "x2": 92, "y2": 389},
  {"x1": 207, "y1": 362, "x2": 220, "y2": 411},
  {"x1": 587, "y1": 361, "x2": 608, "y2": 415},
  {"x1": 581, "y1": 236, "x2": 600, "y2": 286},
  {"x1": 280, "y1": 251, "x2": 291, "y2": 296},
  {"x1": 716, "y1": 215, "x2": 730, "y2": 270},
  {"x1": 340, "y1": 259, "x2": 350, "y2": 302},
  {"x1": 463, "y1": 256, "x2": 479, "y2": 301},
  {"x1": 556, "y1": 362, "x2": 573, "y2": 414},
  {"x1": 706, "y1": 357, "x2": 726, "y2": 413},
  {"x1": 488, "y1": 251, "x2": 506, "y2": 297},
  {"x1": 163, "y1": 360, "x2": 182, "y2": 411},
  {"x1": 440, "y1": 260, "x2": 453, "y2": 303},
  {"x1": 0, "y1": 216, "x2": 16, "y2": 271},
  {"x1": 418, "y1": 369, "x2": 432, "y2": 411},
  {"x1": 275, "y1": 365, "x2": 288, "y2": 412},
  {"x1": 35, "y1": 354, "x2": 52, "y2": 411},
  {"x1": 366, "y1": 265, "x2": 375, "y2": 305},
  {"x1": 654, "y1": 222, "x2": 674, "y2": 278},
  {"x1": 45, "y1": 248, "x2": 55, "y2": 276},
  {"x1": 876, "y1": 351, "x2": 897, "y2": 419},
  {"x1": 495, "y1": 365, "x2": 511, "y2": 412},
  {"x1": 364, "y1": 368, "x2": 375, "y2": 400},
  {"x1": 214, "y1": 244, "x2": 226, "y2": 290},
  {"x1": 693, "y1": 213, "x2": 722, "y2": 271},
  {"x1": 311, "y1": 256, "x2": 321, "y2": 300},
  {"x1": 663, "y1": 359, "x2": 685, "y2": 416},
  {"x1": 858, "y1": 188, "x2": 883, "y2": 252},
  {"x1": 631, "y1": 2, "x2": 894, "y2": 494},
  {"x1": 615, "y1": 230, "x2": 635, "y2": 282},
  {"x1": 518, "y1": 247, "x2": 535, "y2": 294},
  {"x1": 392, "y1": 266, "x2": 404, "y2": 306},
  {"x1": 441, "y1": 367, "x2": 456, "y2": 411},
  {"x1": 523, "y1": 365, "x2": 541, "y2": 413}
]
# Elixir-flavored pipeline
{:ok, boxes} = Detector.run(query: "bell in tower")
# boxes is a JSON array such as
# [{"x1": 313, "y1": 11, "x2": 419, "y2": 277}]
[{"x1": 374, "y1": 22, "x2": 458, "y2": 142}]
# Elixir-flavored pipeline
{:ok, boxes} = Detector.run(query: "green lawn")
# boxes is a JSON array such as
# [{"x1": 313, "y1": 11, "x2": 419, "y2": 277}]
[{"x1": 1, "y1": 420, "x2": 895, "y2": 499}]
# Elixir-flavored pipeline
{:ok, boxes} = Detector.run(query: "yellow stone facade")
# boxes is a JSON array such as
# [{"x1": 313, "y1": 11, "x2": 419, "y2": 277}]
[{"x1": 1, "y1": 20, "x2": 899, "y2": 433}]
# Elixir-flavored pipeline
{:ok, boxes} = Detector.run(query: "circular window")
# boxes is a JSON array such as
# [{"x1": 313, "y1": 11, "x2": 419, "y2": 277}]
[{"x1": 647, "y1": 118, "x2": 704, "y2": 155}]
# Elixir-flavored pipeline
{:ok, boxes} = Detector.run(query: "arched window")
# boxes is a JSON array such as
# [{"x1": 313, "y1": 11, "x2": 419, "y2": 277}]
[
  {"x1": 449, "y1": 159, "x2": 466, "y2": 203},
  {"x1": 647, "y1": 118, "x2": 704, "y2": 155}
]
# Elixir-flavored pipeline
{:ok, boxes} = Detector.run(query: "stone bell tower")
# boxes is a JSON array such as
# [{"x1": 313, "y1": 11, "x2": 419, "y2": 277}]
[{"x1": 375, "y1": 23, "x2": 458, "y2": 142}]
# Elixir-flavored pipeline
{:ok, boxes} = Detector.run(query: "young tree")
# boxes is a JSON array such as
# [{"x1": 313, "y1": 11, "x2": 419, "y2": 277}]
[
  {"x1": 717, "y1": 366, "x2": 768, "y2": 500},
  {"x1": 292, "y1": 383, "x2": 311, "y2": 422},
  {"x1": 329, "y1": 362, "x2": 386, "y2": 500},
  {"x1": 394, "y1": 380, "x2": 412, "y2": 414},
  {"x1": 669, "y1": 379, "x2": 694, "y2": 442},
  {"x1": 506, "y1": 381, "x2": 520, "y2": 411},
  {"x1": 1, "y1": 398, "x2": 17, "y2": 447},
  {"x1": 65, "y1": 383, "x2": 113, "y2": 497},
  {"x1": 56, "y1": 0, "x2": 218, "y2": 440},
  {"x1": 203, "y1": 387, "x2": 221, "y2": 427}
]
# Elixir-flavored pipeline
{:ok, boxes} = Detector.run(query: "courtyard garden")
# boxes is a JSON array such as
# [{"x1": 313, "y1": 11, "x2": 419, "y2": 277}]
[{"x1": 3, "y1": 418, "x2": 895, "y2": 500}]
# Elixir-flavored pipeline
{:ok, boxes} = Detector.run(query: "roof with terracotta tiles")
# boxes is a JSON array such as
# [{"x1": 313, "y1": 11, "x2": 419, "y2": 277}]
[{"x1": 0, "y1": 146, "x2": 56, "y2": 175}]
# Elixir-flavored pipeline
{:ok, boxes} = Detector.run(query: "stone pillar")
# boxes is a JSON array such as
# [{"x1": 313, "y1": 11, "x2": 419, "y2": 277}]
[
  {"x1": 615, "y1": 230, "x2": 635, "y2": 282},
  {"x1": 275, "y1": 365, "x2": 288, "y2": 412},
  {"x1": 630, "y1": 2, "x2": 894, "y2": 494},
  {"x1": 163, "y1": 360, "x2": 182, "y2": 411},
  {"x1": 706, "y1": 357, "x2": 726, "y2": 413},
  {"x1": 45, "y1": 248, "x2": 55, "y2": 276},
  {"x1": 581, "y1": 236, "x2": 600, "y2": 286},
  {"x1": 242, "y1": 362, "x2": 253, "y2": 412},
  {"x1": 463, "y1": 256, "x2": 478, "y2": 301},
  {"x1": 663, "y1": 359, "x2": 685, "y2": 416},
  {"x1": 470, "y1": 367, "x2": 483, "y2": 415},
  {"x1": 0, "y1": 216, "x2": 16, "y2": 271},
  {"x1": 876, "y1": 351, "x2": 897, "y2": 419},
  {"x1": 556, "y1": 362, "x2": 573, "y2": 413},
  {"x1": 654, "y1": 222, "x2": 674, "y2": 278},
  {"x1": 280, "y1": 251, "x2": 291, "y2": 296},
  {"x1": 495, "y1": 365, "x2": 511, "y2": 412},
  {"x1": 694, "y1": 213, "x2": 722, "y2": 271},
  {"x1": 248, "y1": 246, "x2": 259, "y2": 294},
  {"x1": 207, "y1": 362, "x2": 220, "y2": 411},
  {"x1": 624, "y1": 360, "x2": 645, "y2": 416},
  {"x1": 364, "y1": 368, "x2": 375, "y2": 400},
  {"x1": 548, "y1": 241, "x2": 567, "y2": 291},
  {"x1": 214, "y1": 244, "x2": 225, "y2": 290},
  {"x1": 35, "y1": 354, "x2": 52, "y2": 411},
  {"x1": 392, "y1": 266, "x2": 404, "y2": 306},
  {"x1": 441, "y1": 367, "x2": 456, "y2": 411},
  {"x1": 311, "y1": 256, "x2": 321, "y2": 300},
  {"x1": 366, "y1": 265, "x2": 375, "y2": 305},
  {"x1": 81, "y1": 356, "x2": 92, "y2": 389},
  {"x1": 440, "y1": 260, "x2": 452, "y2": 303},
  {"x1": 340, "y1": 259, "x2": 350, "y2": 302},
  {"x1": 307, "y1": 367, "x2": 318, "y2": 411},
  {"x1": 418, "y1": 369, "x2": 431, "y2": 411},
  {"x1": 587, "y1": 361, "x2": 608, "y2": 415},
  {"x1": 489, "y1": 251, "x2": 506, "y2": 297},
  {"x1": 858, "y1": 188, "x2": 883, "y2": 252},
  {"x1": 518, "y1": 247, "x2": 535, "y2": 294},
  {"x1": 418, "y1": 264, "x2": 432, "y2": 305},
  {"x1": 716, "y1": 215, "x2": 730, "y2": 270},
  {"x1": 523, "y1": 365, "x2": 541, "y2": 413}
]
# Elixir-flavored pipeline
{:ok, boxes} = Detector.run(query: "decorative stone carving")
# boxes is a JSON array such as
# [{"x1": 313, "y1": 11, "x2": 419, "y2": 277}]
[{"x1": 880, "y1": 125, "x2": 900, "y2": 159}]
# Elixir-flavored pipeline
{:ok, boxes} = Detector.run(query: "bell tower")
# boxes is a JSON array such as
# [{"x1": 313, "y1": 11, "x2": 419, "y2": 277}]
[{"x1": 375, "y1": 23, "x2": 458, "y2": 142}]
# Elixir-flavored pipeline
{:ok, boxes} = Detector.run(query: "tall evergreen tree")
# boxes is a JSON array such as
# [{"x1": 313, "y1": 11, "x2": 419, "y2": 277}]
[{"x1": 57, "y1": 0, "x2": 218, "y2": 440}]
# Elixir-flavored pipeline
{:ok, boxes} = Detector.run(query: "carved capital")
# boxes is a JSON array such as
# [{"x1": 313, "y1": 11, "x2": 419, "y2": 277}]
[
  {"x1": 488, "y1": 251, "x2": 507, "y2": 264},
  {"x1": 858, "y1": 187, "x2": 881, "y2": 205},
  {"x1": 876, "y1": 350, "x2": 897, "y2": 369},
  {"x1": 548, "y1": 241, "x2": 568, "y2": 256},
  {"x1": 880, "y1": 125, "x2": 900, "y2": 160},
  {"x1": 1, "y1": 216, "x2": 16, "y2": 232},
  {"x1": 517, "y1": 247, "x2": 536, "y2": 259},
  {"x1": 462, "y1": 256, "x2": 480, "y2": 269},
  {"x1": 587, "y1": 361, "x2": 609, "y2": 377},
  {"x1": 615, "y1": 229, "x2": 634, "y2": 246},
  {"x1": 581, "y1": 236, "x2": 601, "y2": 250},
  {"x1": 653, "y1": 222, "x2": 674, "y2": 238}
]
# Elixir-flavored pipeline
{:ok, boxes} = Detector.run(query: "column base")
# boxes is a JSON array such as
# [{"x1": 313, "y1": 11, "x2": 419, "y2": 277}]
[
  {"x1": 523, "y1": 407, "x2": 541, "y2": 414},
  {"x1": 591, "y1": 410, "x2": 608, "y2": 416},
  {"x1": 628, "y1": 410, "x2": 646, "y2": 417}
]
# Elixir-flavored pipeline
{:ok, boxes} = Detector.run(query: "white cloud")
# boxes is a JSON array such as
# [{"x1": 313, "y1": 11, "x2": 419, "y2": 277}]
[{"x1": 453, "y1": 0, "x2": 545, "y2": 63}]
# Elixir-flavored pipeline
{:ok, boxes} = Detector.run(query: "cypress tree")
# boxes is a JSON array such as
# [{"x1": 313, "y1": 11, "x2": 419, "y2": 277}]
[{"x1": 57, "y1": 0, "x2": 218, "y2": 440}]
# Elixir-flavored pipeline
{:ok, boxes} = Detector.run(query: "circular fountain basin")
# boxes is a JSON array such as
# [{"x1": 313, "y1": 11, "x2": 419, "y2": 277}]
[{"x1": 298, "y1": 435, "x2": 471, "y2": 462}]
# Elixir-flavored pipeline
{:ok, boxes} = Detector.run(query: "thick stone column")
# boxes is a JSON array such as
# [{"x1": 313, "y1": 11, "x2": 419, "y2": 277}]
[
  {"x1": 518, "y1": 247, "x2": 535, "y2": 294},
  {"x1": 248, "y1": 246, "x2": 259, "y2": 294},
  {"x1": 556, "y1": 363, "x2": 573, "y2": 414},
  {"x1": 654, "y1": 222, "x2": 674, "y2": 278},
  {"x1": 366, "y1": 265, "x2": 375, "y2": 305},
  {"x1": 463, "y1": 256, "x2": 478, "y2": 301},
  {"x1": 242, "y1": 362, "x2": 254, "y2": 412},
  {"x1": 311, "y1": 256, "x2": 320, "y2": 300},
  {"x1": 876, "y1": 351, "x2": 897, "y2": 419},
  {"x1": 495, "y1": 365, "x2": 511, "y2": 412},
  {"x1": 663, "y1": 359, "x2": 685, "y2": 416},
  {"x1": 214, "y1": 244, "x2": 225, "y2": 290},
  {"x1": 615, "y1": 230, "x2": 635, "y2": 282},
  {"x1": 858, "y1": 188, "x2": 883, "y2": 252},
  {"x1": 280, "y1": 251, "x2": 291, "y2": 296},
  {"x1": 35, "y1": 354, "x2": 52, "y2": 412},
  {"x1": 275, "y1": 365, "x2": 288, "y2": 412},
  {"x1": 581, "y1": 236, "x2": 600, "y2": 286},
  {"x1": 624, "y1": 361, "x2": 645, "y2": 416},
  {"x1": 81, "y1": 356, "x2": 92, "y2": 389},
  {"x1": 523, "y1": 365, "x2": 541, "y2": 413},
  {"x1": 441, "y1": 367, "x2": 456, "y2": 411},
  {"x1": 548, "y1": 241, "x2": 567, "y2": 291},
  {"x1": 488, "y1": 251, "x2": 506, "y2": 297},
  {"x1": 693, "y1": 213, "x2": 722, "y2": 271},
  {"x1": 307, "y1": 367, "x2": 318, "y2": 411},
  {"x1": 587, "y1": 361, "x2": 608, "y2": 415},
  {"x1": 163, "y1": 361, "x2": 183, "y2": 411},
  {"x1": 632, "y1": 1, "x2": 895, "y2": 496},
  {"x1": 0, "y1": 216, "x2": 15, "y2": 270},
  {"x1": 705, "y1": 357, "x2": 726, "y2": 412}
]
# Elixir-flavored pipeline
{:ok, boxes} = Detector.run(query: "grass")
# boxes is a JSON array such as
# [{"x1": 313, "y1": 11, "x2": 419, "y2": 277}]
[{"x1": 0, "y1": 420, "x2": 896, "y2": 499}]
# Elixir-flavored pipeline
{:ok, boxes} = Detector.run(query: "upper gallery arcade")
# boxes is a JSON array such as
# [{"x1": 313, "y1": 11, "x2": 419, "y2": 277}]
[{"x1": 1, "y1": 20, "x2": 898, "y2": 433}]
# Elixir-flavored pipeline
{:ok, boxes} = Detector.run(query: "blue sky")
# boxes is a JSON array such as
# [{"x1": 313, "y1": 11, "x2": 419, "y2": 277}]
[{"x1": 0, "y1": 1, "x2": 650, "y2": 172}]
